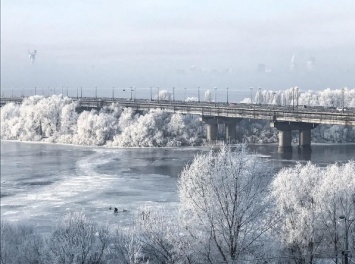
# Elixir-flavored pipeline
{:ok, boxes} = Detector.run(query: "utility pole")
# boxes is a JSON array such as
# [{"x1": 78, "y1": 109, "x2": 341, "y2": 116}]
[
  {"x1": 250, "y1": 87, "x2": 253, "y2": 104},
  {"x1": 214, "y1": 87, "x2": 217, "y2": 103},
  {"x1": 342, "y1": 87, "x2": 345, "y2": 113},
  {"x1": 339, "y1": 215, "x2": 355, "y2": 264},
  {"x1": 258, "y1": 87, "x2": 261, "y2": 105},
  {"x1": 292, "y1": 87, "x2": 295, "y2": 111}
]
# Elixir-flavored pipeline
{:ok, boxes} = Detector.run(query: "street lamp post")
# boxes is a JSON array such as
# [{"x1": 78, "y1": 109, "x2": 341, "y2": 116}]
[
  {"x1": 184, "y1": 87, "x2": 187, "y2": 101},
  {"x1": 339, "y1": 215, "x2": 355, "y2": 264},
  {"x1": 226, "y1": 87, "x2": 229, "y2": 104},
  {"x1": 250, "y1": 87, "x2": 253, "y2": 104},
  {"x1": 258, "y1": 87, "x2": 261, "y2": 105},
  {"x1": 173, "y1": 87, "x2": 175, "y2": 101},
  {"x1": 214, "y1": 87, "x2": 217, "y2": 104},
  {"x1": 130, "y1": 87, "x2": 133, "y2": 101},
  {"x1": 342, "y1": 87, "x2": 345, "y2": 113},
  {"x1": 112, "y1": 87, "x2": 115, "y2": 100},
  {"x1": 292, "y1": 87, "x2": 295, "y2": 111},
  {"x1": 157, "y1": 87, "x2": 160, "y2": 103},
  {"x1": 150, "y1": 87, "x2": 153, "y2": 101},
  {"x1": 198, "y1": 87, "x2": 200, "y2": 103}
]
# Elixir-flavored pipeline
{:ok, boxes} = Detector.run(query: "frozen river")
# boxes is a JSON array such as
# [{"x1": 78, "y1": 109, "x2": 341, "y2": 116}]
[{"x1": 1, "y1": 141, "x2": 355, "y2": 234}]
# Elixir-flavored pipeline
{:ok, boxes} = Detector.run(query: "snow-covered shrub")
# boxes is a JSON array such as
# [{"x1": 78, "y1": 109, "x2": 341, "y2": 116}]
[
  {"x1": 0, "y1": 222, "x2": 44, "y2": 264},
  {"x1": 45, "y1": 212, "x2": 110, "y2": 264}
]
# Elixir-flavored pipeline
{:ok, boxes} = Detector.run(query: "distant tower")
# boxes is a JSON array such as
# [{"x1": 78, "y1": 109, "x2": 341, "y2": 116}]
[
  {"x1": 28, "y1": 49, "x2": 37, "y2": 64},
  {"x1": 306, "y1": 56, "x2": 316, "y2": 72},
  {"x1": 258, "y1": 64, "x2": 266, "y2": 73},
  {"x1": 290, "y1": 55, "x2": 296, "y2": 72}
]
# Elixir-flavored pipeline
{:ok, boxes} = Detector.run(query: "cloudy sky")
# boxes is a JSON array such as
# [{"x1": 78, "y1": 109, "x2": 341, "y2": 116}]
[{"x1": 2, "y1": 0, "x2": 355, "y2": 99}]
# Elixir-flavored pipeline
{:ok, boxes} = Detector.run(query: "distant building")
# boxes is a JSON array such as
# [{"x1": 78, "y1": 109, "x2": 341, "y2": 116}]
[
  {"x1": 258, "y1": 64, "x2": 266, "y2": 73},
  {"x1": 306, "y1": 56, "x2": 316, "y2": 72},
  {"x1": 290, "y1": 55, "x2": 296, "y2": 72}
]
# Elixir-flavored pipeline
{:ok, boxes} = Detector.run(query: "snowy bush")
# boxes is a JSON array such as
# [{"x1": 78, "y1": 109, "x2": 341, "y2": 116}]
[
  {"x1": 0, "y1": 222, "x2": 44, "y2": 264},
  {"x1": 45, "y1": 212, "x2": 110, "y2": 264}
]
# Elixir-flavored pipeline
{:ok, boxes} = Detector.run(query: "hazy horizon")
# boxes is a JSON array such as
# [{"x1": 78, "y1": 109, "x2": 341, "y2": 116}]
[{"x1": 2, "y1": 1, "x2": 355, "y2": 93}]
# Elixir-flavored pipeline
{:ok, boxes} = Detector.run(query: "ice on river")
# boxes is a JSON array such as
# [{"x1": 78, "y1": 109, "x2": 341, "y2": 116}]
[{"x1": 1, "y1": 142, "x2": 202, "y2": 234}]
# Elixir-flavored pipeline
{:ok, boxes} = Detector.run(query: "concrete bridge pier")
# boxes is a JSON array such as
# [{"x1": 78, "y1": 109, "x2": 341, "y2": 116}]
[
  {"x1": 299, "y1": 129, "x2": 311, "y2": 151},
  {"x1": 271, "y1": 121, "x2": 318, "y2": 153},
  {"x1": 207, "y1": 124, "x2": 218, "y2": 141},
  {"x1": 278, "y1": 130, "x2": 292, "y2": 153},
  {"x1": 225, "y1": 123, "x2": 237, "y2": 142}
]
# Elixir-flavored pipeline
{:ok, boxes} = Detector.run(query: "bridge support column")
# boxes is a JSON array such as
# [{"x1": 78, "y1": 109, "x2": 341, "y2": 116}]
[
  {"x1": 278, "y1": 130, "x2": 292, "y2": 153},
  {"x1": 299, "y1": 129, "x2": 311, "y2": 151},
  {"x1": 225, "y1": 123, "x2": 236, "y2": 142},
  {"x1": 207, "y1": 124, "x2": 218, "y2": 141},
  {"x1": 271, "y1": 121, "x2": 318, "y2": 154}
]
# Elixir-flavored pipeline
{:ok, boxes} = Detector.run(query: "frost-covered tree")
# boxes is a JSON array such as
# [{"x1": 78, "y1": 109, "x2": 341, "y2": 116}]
[
  {"x1": 242, "y1": 87, "x2": 355, "y2": 108},
  {"x1": 271, "y1": 163, "x2": 322, "y2": 264},
  {"x1": 45, "y1": 212, "x2": 110, "y2": 264},
  {"x1": 179, "y1": 145, "x2": 274, "y2": 263},
  {"x1": 314, "y1": 161, "x2": 355, "y2": 263},
  {"x1": 205, "y1": 90, "x2": 212, "y2": 102},
  {"x1": 157, "y1": 90, "x2": 173, "y2": 101},
  {"x1": 271, "y1": 161, "x2": 355, "y2": 263}
]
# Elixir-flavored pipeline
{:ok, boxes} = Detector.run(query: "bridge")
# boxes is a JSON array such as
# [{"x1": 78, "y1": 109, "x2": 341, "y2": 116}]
[{"x1": 1, "y1": 96, "x2": 355, "y2": 152}]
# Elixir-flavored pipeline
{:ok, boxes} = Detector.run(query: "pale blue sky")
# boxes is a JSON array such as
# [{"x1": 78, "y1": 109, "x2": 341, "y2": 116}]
[{"x1": 2, "y1": 0, "x2": 355, "y2": 97}]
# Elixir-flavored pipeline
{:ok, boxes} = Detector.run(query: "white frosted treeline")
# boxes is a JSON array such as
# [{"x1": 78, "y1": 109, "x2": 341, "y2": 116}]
[
  {"x1": 0, "y1": 95, "x2": 203, "y2": 147},
  {"x1": 242, "y1": 87, "x2": 355, "y2": 107}
]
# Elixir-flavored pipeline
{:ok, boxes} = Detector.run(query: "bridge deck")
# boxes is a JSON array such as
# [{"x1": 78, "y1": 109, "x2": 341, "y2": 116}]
[{"x1": 1, "y1": 96, "x2": 355, "y2": 126}]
